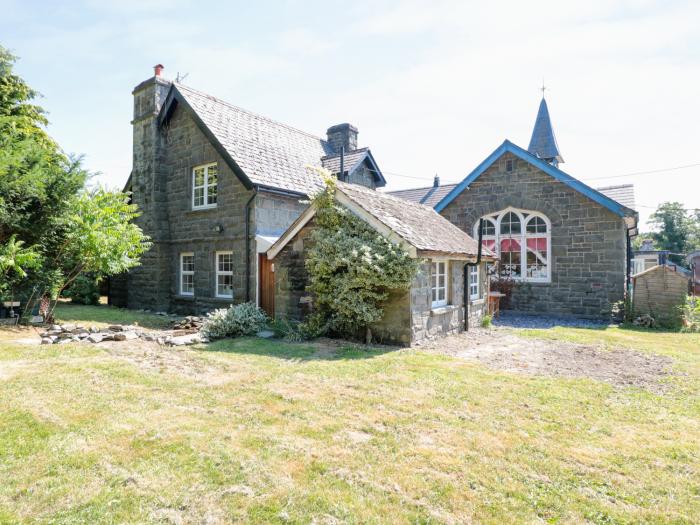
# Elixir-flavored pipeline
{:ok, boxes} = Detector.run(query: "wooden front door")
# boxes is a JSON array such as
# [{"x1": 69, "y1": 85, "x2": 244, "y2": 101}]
[{"x1": 259, "y1": 254, "x2": 275, "y2": 317}]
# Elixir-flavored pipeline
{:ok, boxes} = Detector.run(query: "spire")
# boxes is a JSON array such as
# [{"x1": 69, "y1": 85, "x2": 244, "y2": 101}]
[{"x1": 527, "y1": 92, "x2": 563, "y2": 167}]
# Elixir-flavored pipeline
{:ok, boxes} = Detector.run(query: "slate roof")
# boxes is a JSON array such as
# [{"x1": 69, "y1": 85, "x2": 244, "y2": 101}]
[
  {"x1": 528, "y1": 97, "x2": 563, "y2": 164},
  {"x1": 596, "y1": 184, "x2": 636, "y2": 211},
  {"x1": 337, "y1": 182, "x2": 492, "y2": 258},
  {"x1": 388, "y1": 183, "x2": 458, "y2": 208},
  {"x1": 321, "y1": 148, "x2": 369, "y2": 175},
  {"x1": 168, "y1": 83, "x2": 383, "y2": 195}
]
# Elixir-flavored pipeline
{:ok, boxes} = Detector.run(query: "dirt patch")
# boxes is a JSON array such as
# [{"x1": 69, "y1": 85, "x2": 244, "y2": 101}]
[{"x1": 423, "y1": 329, "x2": 674, "y2": 393}]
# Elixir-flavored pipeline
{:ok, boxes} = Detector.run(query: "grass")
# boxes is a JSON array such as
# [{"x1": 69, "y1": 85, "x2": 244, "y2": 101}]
[
  {"x1": 52, "y1": 301, "x2": 173, "y2": 329},
  {"x1": 0, "y1": 307, "x2": 699, "y2": 523}
]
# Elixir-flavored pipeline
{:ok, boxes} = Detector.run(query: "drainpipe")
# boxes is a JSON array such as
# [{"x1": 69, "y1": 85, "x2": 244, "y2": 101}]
[
  {"x1": 244, "y1": 189, "x2": 258, "y2": 302},
  {"x1": 464, "y1": 218, "x2": 484, "y2": 332},
  {"x1": 625, "y1": 226, "x2": 633, "y2": 292},
  {"x1": 339, "y1": 146, "x2": 345, "y2": 182}
]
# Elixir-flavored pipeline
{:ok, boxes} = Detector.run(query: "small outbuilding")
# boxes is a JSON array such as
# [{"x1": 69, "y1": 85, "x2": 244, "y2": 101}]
[
  {"x1": 632, "y1": 264, "x2": 690, "y2": 327},
  {"x1": 267, "y1": 182, "x2": 495, "y2": 345}
]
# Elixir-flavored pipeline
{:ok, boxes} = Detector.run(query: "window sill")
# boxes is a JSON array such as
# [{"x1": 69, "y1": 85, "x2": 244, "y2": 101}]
[
  {"x1": 430, "y1": 304, "x2": 460, "y2": 316},
  {"x1": 188, "y1": 206, "x2": 218, "y2": 213},
  {"x1": 470, "y1": 298, "x2": 485, "y2": 305},
  {"x1": 175, "y1": 294, "x2": 195, "y2": 301}
]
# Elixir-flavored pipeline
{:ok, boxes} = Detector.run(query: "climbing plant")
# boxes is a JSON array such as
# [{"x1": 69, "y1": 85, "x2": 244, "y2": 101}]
[{"x1": 304, "y1": 174, "x2": 418, "y2": 341}]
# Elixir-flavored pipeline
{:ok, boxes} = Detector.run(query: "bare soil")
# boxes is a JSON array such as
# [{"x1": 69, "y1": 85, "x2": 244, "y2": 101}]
[{"x1": 422, "y1": 328, "x2": 674, "y2": 393}]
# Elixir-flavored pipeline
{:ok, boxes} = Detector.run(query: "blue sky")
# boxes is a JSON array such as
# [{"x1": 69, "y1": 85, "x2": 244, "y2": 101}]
[{"x1": 2, "y1": 0, "x2": 699, "y2": 228}]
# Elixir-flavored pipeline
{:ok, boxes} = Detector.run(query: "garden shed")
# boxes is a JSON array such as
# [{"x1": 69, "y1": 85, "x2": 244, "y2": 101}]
[
  {"x1": 632, "y1": 264, "x2": 690, "y2": 327},
  {"x1": 266, "y1": 182, "x2": 495, "y2": 345}
]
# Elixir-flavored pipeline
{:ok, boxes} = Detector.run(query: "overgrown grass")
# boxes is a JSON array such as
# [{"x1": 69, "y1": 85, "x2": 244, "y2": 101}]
[{"x1": 0, "y1": 306, "x2": 698, "y2": 523}]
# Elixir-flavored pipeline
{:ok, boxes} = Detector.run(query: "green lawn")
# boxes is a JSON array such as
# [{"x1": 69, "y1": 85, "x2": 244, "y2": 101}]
[
  {"x1": 53, "y1": 301, "x2": 173, "y2": 329},
  {"x1": 1, "y1": 306, "x2": 699, "y2": 524}
]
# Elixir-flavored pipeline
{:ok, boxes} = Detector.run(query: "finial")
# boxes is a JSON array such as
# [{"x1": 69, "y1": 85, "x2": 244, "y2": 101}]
[{"x1": 540, "y1": 79, "x2": 546, "y2": 98}]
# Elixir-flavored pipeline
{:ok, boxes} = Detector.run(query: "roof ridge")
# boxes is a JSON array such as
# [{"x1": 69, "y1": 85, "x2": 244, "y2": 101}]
[
  {"x1": 174, "y1": 82, "x2": 328, "y2": 144},
  {"x1": 388, "y1": 182, "x2": 458, "y2": 193}
]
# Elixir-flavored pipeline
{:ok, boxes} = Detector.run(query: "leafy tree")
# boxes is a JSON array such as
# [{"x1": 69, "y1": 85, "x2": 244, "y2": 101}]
[
  {"x1": 0, "y1": 46, "x2": 150, "y2": 321},
  {"x1": 304, "y1": 175, "x2": 418, "y2": 341},
  {"x1": 648, "y1": 202, "x2": 700, "y2": 266}
]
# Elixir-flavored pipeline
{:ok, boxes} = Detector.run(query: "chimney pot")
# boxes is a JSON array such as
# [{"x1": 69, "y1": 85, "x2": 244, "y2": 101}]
[
  {"x1": 433, "y1": 174, "x2": 440, "y2": 187},
  {"x1": 153, "y1": 64, "x2": 164, "y2": 77}
]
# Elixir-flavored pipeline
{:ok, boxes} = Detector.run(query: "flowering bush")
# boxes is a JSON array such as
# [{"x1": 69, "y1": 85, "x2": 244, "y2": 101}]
[
  {"x1": 305, "y1": 175, "x2": 418, "y2": 339},
  {"x1": 201, "y1": 302, "x2": 268, "y2": 340}
]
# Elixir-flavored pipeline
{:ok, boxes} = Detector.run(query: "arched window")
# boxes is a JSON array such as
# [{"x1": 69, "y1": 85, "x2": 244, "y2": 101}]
[{"x1": 473, "y1": 208, "x2": 551, "y2": 282}]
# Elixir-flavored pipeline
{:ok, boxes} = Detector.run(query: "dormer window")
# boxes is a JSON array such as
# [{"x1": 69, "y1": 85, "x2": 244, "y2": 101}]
[{"x1": 192, "y1": 163, "x2": 218, "y2": 209}]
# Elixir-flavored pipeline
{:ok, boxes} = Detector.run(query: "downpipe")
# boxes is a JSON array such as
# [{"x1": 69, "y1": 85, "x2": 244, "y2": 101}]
[{"x1": 464, "y1": 218, "x2": 484, "y2": 332}]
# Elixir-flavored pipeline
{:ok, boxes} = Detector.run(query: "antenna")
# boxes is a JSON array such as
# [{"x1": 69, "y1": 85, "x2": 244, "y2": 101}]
[{"x1": 175, "y1": 72, "x2": 189, "y2": 83}]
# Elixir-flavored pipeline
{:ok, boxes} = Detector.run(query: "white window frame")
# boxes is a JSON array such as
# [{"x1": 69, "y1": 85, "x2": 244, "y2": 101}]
[
  {"x1": 215, "y1": 251, "x2": 234, "y2": 299},
  {"x1": 431, "y1": 260, "x2": 449, "y2": 308},
  {"x1": 474, "y1": 207, "x2": 552, "y2": 283},
  {"x1": 192, "y1": 162, "x2": 218, "y2": 210},
  {"x1": 180, "y1": 252, "x2": 194, "y2": 296},
  {"x1": 469, "y1": 265, "x2": 480, "y2": 300}
]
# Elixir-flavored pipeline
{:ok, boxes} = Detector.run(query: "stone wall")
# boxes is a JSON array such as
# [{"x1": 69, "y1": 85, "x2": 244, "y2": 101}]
[
  {"x1": 410, "y1": 260, "x2": 488, "y2": 343},
  {"x1": 440, "y1": 152, "x2": 628, "y2": 319},
  {"x1": 272, "y1": 220, "x2": 316, "y2": 322}
]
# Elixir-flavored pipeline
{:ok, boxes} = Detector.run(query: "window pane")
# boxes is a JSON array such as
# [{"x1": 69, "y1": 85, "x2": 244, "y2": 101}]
[
  {"x1": 481, "y1": 220, "x2": 495, "y2": 236},
  {"x1": 217, "y1": 275, "x2": 233, "y2": 297},
  {"x1": 182, "y1": 274, "x2": 193, "y2": 294},
  {"x1": 218, "y1": 253, "x2": 233, "y2": 272},
  {"x1": 194, "y1": 168, "x2": 205, "y2": 187},
  {"x1": 194, "y1": 188, "x2": 204, "y2": 207},
  {"x1": 500, "y1": 239, "x2": 521, "y2": 278},
  {"x1": 207, "y1": 164, "x2": 218, "y2": 181},
  {"x1": 500, "y1": 212, "x2": 521, "y2": 234},
  {"x1": 207, "y1": 185, "x2": 217, "y2": 205},
  {"x1": 182, "y1": 255, "x2": 194, "y2": 272},
  {"x1": 526, "y1": 216, "x2": 547, "y2": 233}
]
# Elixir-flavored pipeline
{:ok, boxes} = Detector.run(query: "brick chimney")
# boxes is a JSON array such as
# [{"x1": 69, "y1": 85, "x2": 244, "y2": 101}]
[
  {"x1": 153, "y1": 63, "x2": 164, "y2": 77},
  {"x1": 327, "y1": 123, "x2": 358, "y2": 153}
]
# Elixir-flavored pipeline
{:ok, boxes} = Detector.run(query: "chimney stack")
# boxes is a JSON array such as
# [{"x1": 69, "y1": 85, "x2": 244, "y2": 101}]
[
  {"x1": 153, "y1": 64, "x2": 164, "y2": 77},
  {"x1": 327, "y1": 123, "x2": 358, "y2": 154}
]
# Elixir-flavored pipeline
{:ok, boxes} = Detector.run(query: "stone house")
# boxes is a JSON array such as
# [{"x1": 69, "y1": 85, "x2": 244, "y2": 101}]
[
  {"x1": 109, "y1": 66, "x2": 385, "y2": 314},
  {"x1": 391, "y1": 97, "x2": 639, "y2": 319},
  {"x1": 266, "y1": 182, "x2": 495, "y2": 345}
]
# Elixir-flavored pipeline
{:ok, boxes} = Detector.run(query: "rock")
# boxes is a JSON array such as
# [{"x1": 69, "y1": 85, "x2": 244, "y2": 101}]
[
  {"x1": 30, "y1": 315, "x2": 44, "y2": 324},
  {"x1": 143, "y1": 335, "x2": 155, "y2": 342},
  {"x1": 256, "y1": 330, "x2": 275, "y2": 339},
  {"x1": 114, "y1": 331, "x2": 137, "y2": 342},
  {"x1": 87, "y1": 334, "x2": 103, "y2": 343},
  {"x1": 108, "y1": 325, "x2": 124, "y2": 331},
  {"x1": 61, "y1": 323, "x2": 76, "y2": 332},
  {"x1": 99, "y1": 332, "x2": 115, "y2": 341},
  {"x1": 89, "y1": 326, "x2": 99, "y2": 333},
  {"x1": 50, "y1": 324, "x2": 62, "y2": 331},
  {"x1": 168, "y1": 333, "x2": 202, "y2": 346},
  {"x1": 40, "y1": 337, "x2": 53, "y2": 345},
  {"x1": 155, "y1": 311, "x2": 168, "y2": 316}
]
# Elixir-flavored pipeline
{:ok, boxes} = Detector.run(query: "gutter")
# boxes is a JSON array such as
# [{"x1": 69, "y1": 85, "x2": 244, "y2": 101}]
[{"x1": 464, "y1": 218, "x2": 484, "y2": 332}]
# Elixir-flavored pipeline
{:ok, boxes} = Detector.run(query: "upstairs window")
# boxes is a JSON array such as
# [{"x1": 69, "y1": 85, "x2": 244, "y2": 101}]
[
  {"x1": 180, "y1": 253, "x2": 194, "y2": 296},
  {"x1": 192, "y1": 163, "x2": 218, "y2": 209},
  {"x1": 474, "y1": 208, "x2": 551, "y2": 283},
  {"x1": 431, "y1": 261, "x2": 448, "y2": 308},
  {"x1": 216, "y1": 251, "x2": 234, "y2": 298}
]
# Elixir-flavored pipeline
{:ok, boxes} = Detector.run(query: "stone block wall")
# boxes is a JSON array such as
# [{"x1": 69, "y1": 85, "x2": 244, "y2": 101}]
[
  {"x1": 440, "y1": 152, "x2": 628, "y2": 319},
  {"x1": 347, "y1": 164, "x2": 377, "y2": 190}
]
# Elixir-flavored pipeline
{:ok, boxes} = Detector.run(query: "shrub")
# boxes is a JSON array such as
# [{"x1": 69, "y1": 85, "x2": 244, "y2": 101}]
[
  {"x1": 480, "y1": 314, "x2": 493, "y2": 328},
  {"x1": 305, "y1": 174, "x2": 418, "y2": 340},
  {"x1": 63, "y1": 274, "x2": 101, "y2": 305},
  {"x1": 201, "y1": 302, "x2": 268, "y2": 340},
  {"x1": 681, "y1": 296, "x2": 700, "y2": 332}
]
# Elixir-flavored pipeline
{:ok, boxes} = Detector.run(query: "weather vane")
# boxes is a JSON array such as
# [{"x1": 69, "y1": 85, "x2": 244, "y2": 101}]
[{"x1": 540, "y1": 79, "x2": 546, "y2": 97}]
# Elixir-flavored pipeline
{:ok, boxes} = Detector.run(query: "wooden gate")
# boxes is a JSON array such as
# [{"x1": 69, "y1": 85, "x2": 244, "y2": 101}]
[{"x1": 259, "y1": 254, "x2": 275, "y2": 317}]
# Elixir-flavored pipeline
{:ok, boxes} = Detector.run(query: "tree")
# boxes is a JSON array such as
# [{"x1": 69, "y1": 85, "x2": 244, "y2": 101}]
[
  {"x1": 0, "y1": 46, "x2": 150, "y2": 321},
  {"x1": 304, "y1": 174, "x2": 418, "y2": 341},
  {"x1": 648, "y1": 202, "x2": 700, "y2": 266}
]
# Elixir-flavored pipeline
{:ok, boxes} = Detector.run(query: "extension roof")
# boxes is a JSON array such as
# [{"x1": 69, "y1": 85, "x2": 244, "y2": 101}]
[
  {"x1": 158, "y1": 83, "x2": 385, "y2": 196},
  {"x1": 268, "y1": 181, "x2": 495, "y2": 260},
  {"x1": 320, "y1": 148, "x2": 386, "y2": 185},
  {"x1": 596, "y1": 184, "x2": 636, "y2": 211}
]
